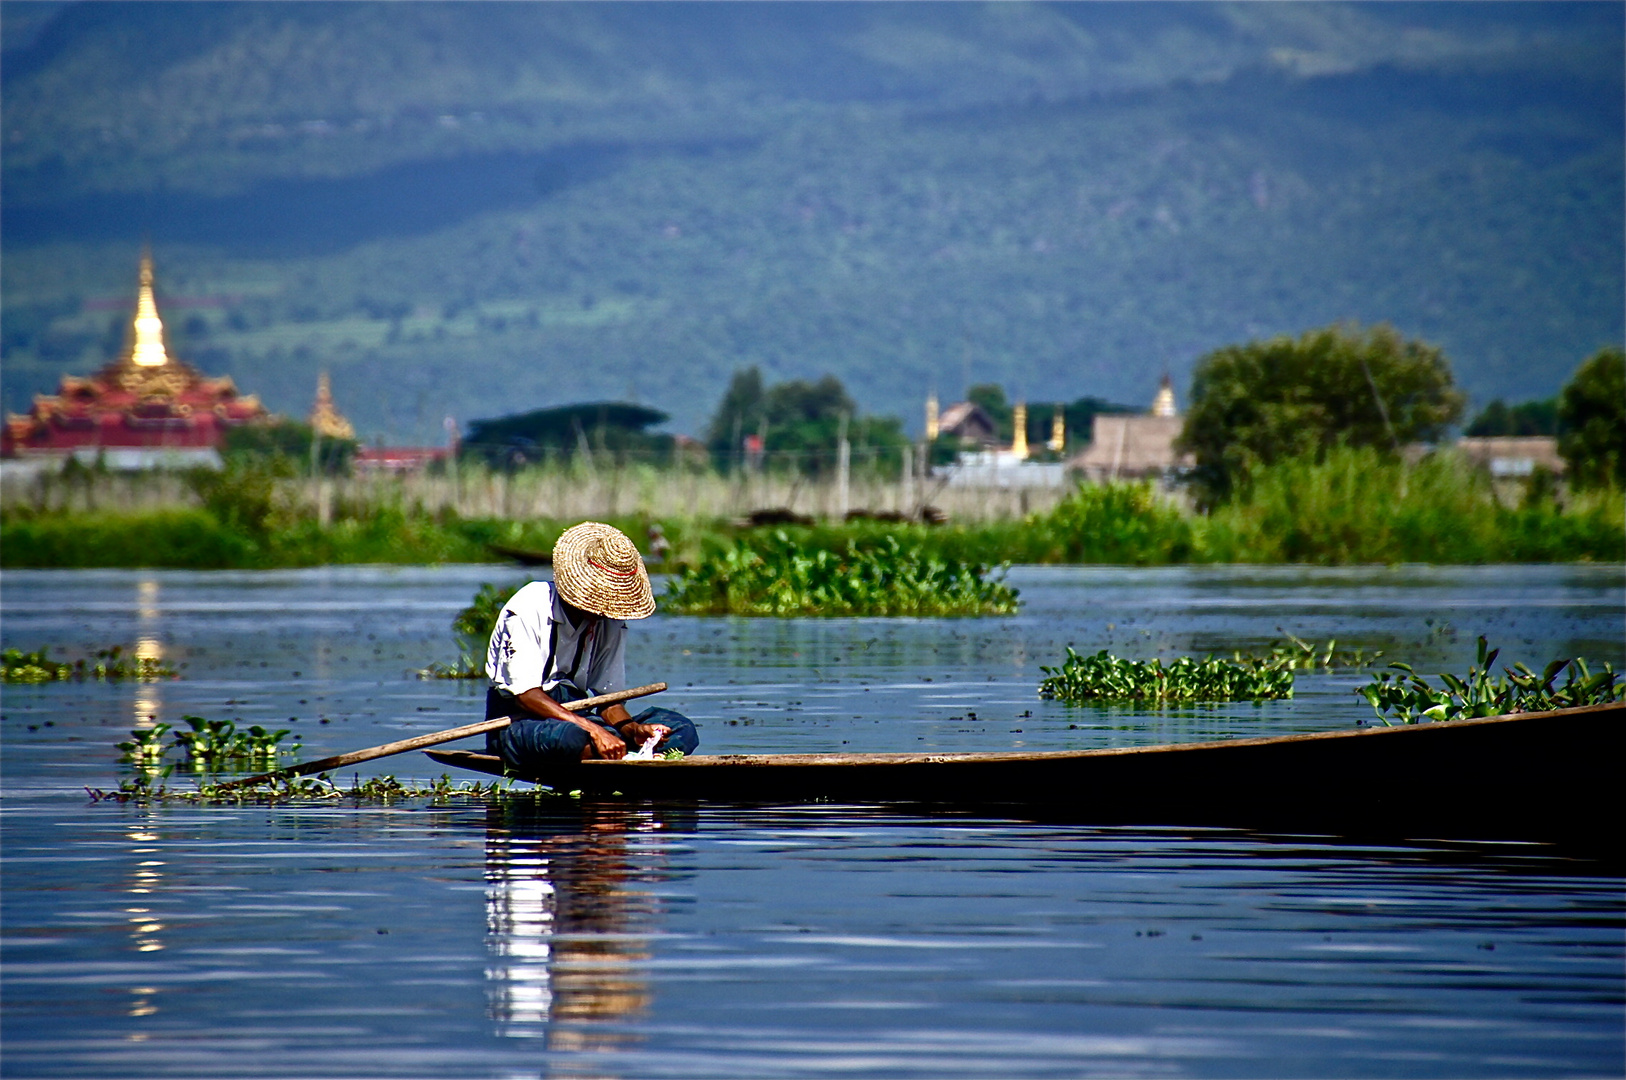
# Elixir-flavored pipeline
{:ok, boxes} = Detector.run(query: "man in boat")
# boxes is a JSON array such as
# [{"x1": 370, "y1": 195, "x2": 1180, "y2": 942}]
[{"x1": 485, "y1": 521, "x2": 699, "y2": 774}]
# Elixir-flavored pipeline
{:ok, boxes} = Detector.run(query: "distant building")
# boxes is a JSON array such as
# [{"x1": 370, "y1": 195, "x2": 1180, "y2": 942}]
[
  {"x1": 932, "y1": 397, "x2": 1067, "y2": 489},
  {"x1": 1070, "y1": 375, "x2": 1192, "y2": 481},
  {"x1": 308, "y1": 371, "x2": 355, "y2": 440},
  {"x1": 1456, "y1": 436, "x2": 1563, "y2": 477},
  {"x1": 353, "y1": 446, "x2": 450, "y2": 473},
  {"x1": 2, "y1": 252, "x2": 267, "y2": 468},
  {"x1": 1010, "y1": 401, "x2": 1029, "y2": 460},
  {"x1": 935, "y1": 400, "x2": 1000, "y2": 447},
  {"x1": 1047, "y1": 405, "x2": 1066, "y2": 453}
]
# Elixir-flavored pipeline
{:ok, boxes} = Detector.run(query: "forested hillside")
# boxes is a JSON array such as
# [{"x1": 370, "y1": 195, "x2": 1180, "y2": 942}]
[{"x1": 3, "y1": 2, "x2": 1620, "y2": 440}]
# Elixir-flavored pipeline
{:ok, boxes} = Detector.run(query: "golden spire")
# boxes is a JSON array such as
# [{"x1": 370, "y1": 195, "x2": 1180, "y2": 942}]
[
  {"x1": 1010, "y1": 401, "x2": 1029, "y2": 459},
  {"x1": 309, "y1": 371, "x2": 355, "y2": 440},
  {"x1": 1048, "y1": 404, "x2": 1066, "y2": 453},
  {"x1": 129, "y1": 250, "x2": 170, "y2": 368},
  {"x1": 1152, "y1": 374, "x2": 1178, "y2": 418},
  {"x1": 925, "y1": 391, "x2": 940, "y2": 442}
]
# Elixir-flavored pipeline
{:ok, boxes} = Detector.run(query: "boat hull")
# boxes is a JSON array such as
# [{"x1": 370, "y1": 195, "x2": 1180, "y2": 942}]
[{"x1": 426, "y1": 702, "x2": 1622, "y2": 847}]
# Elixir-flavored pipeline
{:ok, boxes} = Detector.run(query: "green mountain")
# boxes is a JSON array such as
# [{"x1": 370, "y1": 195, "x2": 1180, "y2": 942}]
[{"x1": 2, "y1": 2, "x2": 1620, "y2": 441}]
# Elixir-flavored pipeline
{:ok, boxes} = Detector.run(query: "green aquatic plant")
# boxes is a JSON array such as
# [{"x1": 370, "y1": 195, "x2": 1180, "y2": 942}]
[
  {"x1": 419, "y1": 579, "x2": 528, "y2": 678},
  {"x1": 171, "y1": 715, "x2": 300, "y2": 770},
  {"x1": 1039, "y1": 648, "x2": 1296, "y2": 704},
  {"x1": 115, "y1": 724, "x2": 174, "y2": 767},
  {"x1": 87, "y1": 771, "x2": 513, "y2": 805},
  {"x1": 3, "y1": 646, "x2": 178, "y2": 682},
  {"x1": 1356, "y1": 636, "x2": 1624, "y2": 725},
  {"x1": 1255, "y1": 633, "x2": 1383, "y2": 671},
  {"x1": 662, "y1": 531, "x2": 1019, "y2": 616}
]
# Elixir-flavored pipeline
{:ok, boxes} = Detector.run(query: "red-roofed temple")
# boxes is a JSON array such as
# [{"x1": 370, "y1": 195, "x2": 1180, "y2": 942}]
[{"x1": 3, "y1": 252, "x2": 268, "y2": 467}]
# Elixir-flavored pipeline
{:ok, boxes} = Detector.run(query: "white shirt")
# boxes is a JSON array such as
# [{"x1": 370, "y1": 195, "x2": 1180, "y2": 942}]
[{"x1": 485, "y1": 581, "x2": 628, "y2": 699}]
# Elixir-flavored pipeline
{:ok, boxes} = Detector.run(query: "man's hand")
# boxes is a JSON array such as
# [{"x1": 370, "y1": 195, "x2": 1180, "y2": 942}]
[
  {"x1": 618, "y1": 721, "x2": 672, "y2": 750},
  {"x1": 587, "y1": 723, "x2": 629, "y2": 760}
]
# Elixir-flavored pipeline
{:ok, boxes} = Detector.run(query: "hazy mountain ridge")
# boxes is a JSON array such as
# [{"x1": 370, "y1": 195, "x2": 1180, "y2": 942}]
[{"x1": 2, "y1": 2, "x2": 1620, "y2": 439}]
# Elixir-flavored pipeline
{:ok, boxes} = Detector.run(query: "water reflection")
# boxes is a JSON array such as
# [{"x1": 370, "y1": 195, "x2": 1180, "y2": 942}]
[
  {"x1": 484, "y1": 800, "x2": 690, "y2": 1049},
  {"x1": 133, "y1": 578, "x2": 163, "y2": 730}
]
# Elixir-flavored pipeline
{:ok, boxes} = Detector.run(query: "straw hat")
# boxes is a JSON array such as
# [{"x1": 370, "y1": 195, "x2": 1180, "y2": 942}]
[{"x1": 552, "y1": 522, "x2": 655, "y2": 619}]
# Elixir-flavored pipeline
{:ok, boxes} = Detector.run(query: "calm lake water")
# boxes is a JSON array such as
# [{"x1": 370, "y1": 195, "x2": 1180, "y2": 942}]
[{"x1": 2, "y1": 564, "x2": 1622, "y2": 1078}]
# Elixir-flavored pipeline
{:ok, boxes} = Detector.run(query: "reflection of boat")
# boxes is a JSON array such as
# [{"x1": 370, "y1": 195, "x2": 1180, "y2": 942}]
[
  {"x1": 427, "y1": 702, "x2": 1622, "y2": 845},
  {"x1": 487, "y1": 543, "x2": 552, "y2": 566}
]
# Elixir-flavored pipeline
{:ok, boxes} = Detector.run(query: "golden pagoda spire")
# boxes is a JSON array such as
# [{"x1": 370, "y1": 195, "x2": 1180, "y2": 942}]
[
  {"x1": 1151, "y1": 374, "x2": 1178, "y2": 418},
  {"x1": 1010, "y1": 401, "x2": 1029, "y2": 459},
  {"x1": 309, "y1": 371, "x2": 355, "y2": 440},
  {"x1": 130, "y1": 250, "x2": 170, "y2": 368},
  {"x1": 1048, "y1": 404, "x2": 1066, "y2": 453},
  {"x1": 925, "y1": 391, "x2": 940, "y2": 442}
]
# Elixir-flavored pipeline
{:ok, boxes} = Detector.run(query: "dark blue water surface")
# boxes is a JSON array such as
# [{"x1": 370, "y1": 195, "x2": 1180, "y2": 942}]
[{"x1": 2, "y1": 565, "x2": 1622, "y2": 1077}]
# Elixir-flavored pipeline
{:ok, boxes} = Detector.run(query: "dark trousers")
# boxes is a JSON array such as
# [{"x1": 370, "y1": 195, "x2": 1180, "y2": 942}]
[{"x1": 485, "y1": 686, "x2": 699, "y2": 776}]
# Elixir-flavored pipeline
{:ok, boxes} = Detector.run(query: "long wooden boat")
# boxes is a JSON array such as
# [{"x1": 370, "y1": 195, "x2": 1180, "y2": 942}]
[
  {"x1": 486, "y1": 543, "x2": 551, "y2": 566},
  {"x1": 425, "y1": 701, "x2": 1623, "y2": 846}
]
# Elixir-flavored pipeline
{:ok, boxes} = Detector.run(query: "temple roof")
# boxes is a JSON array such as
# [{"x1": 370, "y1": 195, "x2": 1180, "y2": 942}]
[{"x1": 3, "y1": 252, "x2": 268, "y2": 457}]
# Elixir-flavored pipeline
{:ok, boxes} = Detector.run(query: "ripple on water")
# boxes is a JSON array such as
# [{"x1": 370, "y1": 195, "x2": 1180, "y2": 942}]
[{"x1": 1, "y1": 566, "x2": 1622, "y2": 1077}]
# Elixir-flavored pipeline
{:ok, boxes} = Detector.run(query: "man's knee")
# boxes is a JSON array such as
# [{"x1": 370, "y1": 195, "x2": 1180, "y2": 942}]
[{"x1": 493, "y1": 716, "x2": 591, "y2": 772}]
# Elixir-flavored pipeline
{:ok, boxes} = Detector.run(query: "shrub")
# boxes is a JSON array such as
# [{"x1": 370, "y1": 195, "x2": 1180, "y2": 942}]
[
  {"x1": 0, "y1": 508, "x2": 257, "y2": 568},
  {"x1": 1038, "y1": 482, "x2": 1195, "y2": 563},
  {"x1": 1200, "y1": 446, "x2": 1625, "y2": 564},
  {"x1": 1201, "y1": 446, "x2": 1496, "y2": 563}
]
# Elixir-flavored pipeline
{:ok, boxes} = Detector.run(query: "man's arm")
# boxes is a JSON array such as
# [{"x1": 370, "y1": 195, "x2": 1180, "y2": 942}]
[{"x1": 513, "y1": 686, "x2": 629, "y2": 760}]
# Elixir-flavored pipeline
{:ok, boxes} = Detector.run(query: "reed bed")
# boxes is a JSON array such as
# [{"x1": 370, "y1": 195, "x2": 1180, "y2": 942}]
[{"x1": 2, "y1": 448, "x2": 1618, "y2": 568}]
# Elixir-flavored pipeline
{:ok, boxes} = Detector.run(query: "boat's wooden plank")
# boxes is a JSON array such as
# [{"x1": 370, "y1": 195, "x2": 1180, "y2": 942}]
[{"x1": 411, "y1": 702, "x2": 1621, "y2": 845}]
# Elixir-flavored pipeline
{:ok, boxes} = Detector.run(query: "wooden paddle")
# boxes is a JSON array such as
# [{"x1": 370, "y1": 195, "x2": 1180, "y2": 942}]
[{"x1": 215, "y1": 682, "x2": 667, "y2": 790}]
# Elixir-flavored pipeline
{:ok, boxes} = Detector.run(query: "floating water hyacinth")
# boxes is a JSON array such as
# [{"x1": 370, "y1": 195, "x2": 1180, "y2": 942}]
[
  {"x1": 87, "y1": 772, "x2": 513, "y2": 805},
  {"x1": 662, "y1": 532, "x2": 1018, "y2": 617},
  {"x1": 1038, "y1": 648, "x2": 1296, "y2": 704},
  {"x1": 4, "y1": 646, "x2": 178, "y2": 682},
  {"x1": 1356, "y1": 636, "x2": 1623, "y2": 725},
  {"x1": 170, "y1": 715, "x2": 300, "y2": 770},
  {"x1": 419, "y1": 579, "x2": 529, "y2": 678}
]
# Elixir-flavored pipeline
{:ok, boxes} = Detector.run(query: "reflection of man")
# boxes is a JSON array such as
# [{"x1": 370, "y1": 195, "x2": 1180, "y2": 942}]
[
  {"x1": 485, "y1": 522, "x2": 699, "y2": 774},
  {"x1": 485, "y1": 802, "x2": 665, "y2": 1046}
]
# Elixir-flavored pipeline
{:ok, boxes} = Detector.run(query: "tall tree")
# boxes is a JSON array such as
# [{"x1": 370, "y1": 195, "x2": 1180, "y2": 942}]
[
  {"x1": 1464, "y1": 398, "x2": 1559, "y2": 437},
  {"x1": 1177, "y1": 323, "x2": 1464, "y2": 508},
  {"x1": 1557, "y1": 346, "x2": 1625, "y2": 490},
  {"x1": 705, "y1": 369, "x2": 904, "y2": 474},
  {"x1": 705, "y1": 367, "x2": 766, "y2": 458}
]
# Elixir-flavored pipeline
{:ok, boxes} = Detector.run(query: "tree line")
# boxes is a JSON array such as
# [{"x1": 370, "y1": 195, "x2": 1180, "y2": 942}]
[{"x1": 223, "y1": 323, "x2": 1623, "y2": 500}]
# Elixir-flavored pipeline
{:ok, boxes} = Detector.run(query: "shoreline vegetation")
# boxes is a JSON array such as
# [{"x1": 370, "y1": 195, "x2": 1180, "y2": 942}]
[{"x1": 2, "y1": 447, "x2": 1620, "y2": 570}]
